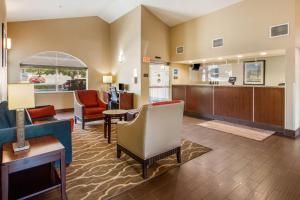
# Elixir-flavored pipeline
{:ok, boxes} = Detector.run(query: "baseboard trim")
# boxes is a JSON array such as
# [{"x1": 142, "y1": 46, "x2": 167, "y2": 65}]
[
  {"x1": 185, "y1": 112, "x2": 298, "y2": 139},
  {"x1": 56, "y1": 108, "x2": 74, "y2": 113}
]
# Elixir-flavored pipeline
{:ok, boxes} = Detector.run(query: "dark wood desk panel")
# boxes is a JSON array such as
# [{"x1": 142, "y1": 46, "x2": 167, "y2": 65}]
[
  {"x1": 186, "y1": 86, "x2": 213, "y2": 115},
  {"x1": 172, "y1": 85, "x2": 186, "y2": 111},
  {"x1": 254, "y1": 87, "x2": 284, "y2": 127},
  {"x1": 172, "y1": 85, "x2": 186, "y2": 101},
  {"x1": 214, "y1": 87, "x2": 253, "y2": 121}
]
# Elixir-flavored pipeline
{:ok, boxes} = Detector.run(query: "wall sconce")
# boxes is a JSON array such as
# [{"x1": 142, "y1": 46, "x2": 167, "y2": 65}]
[
  {"x1": 6, "y1": 38, "x2": 12, "y2": 50},
  {"x1": 133, "y1": 68, "x2": 138, "y2": 84},
  {"x1": 118, "y1": 50, "x2": 125, "y2": 63}
]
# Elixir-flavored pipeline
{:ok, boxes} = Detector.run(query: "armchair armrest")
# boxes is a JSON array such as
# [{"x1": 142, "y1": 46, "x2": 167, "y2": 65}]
[
  {"x1": 97, "y1": 92, "x2": 108, "y2": 109},
  {"x1": 117, "y1": 110, "x2": 146, "y2": 159},
  {"x1": 74, "y1": 92, "x2": 85, "y2": 118}
]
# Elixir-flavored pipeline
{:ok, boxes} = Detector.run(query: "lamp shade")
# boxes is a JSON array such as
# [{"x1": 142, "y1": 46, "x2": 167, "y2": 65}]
[
  {"x1": 8, "y1": 84, "x2": 35, "y2": 110},
  {"x1": 103, "y1": 75, "x2": 112, "y2": 84}
]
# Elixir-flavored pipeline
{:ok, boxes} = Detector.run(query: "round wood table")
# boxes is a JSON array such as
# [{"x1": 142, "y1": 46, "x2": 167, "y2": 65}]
[{"x1": 103, "y1": 109, "x2": 128, "y2": 143}]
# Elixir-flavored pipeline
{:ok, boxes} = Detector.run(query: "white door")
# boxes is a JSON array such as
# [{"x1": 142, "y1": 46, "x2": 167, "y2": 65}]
[{"x1": 149, "y1": 63, "x2": 170, "y2": 102}]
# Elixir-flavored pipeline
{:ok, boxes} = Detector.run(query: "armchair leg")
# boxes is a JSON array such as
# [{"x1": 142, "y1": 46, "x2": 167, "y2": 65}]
[
  {"x1": 74, "y1": 117, "x2": 77, "y2": 124},
  {"x1": 176, "y1": 147, "x2": 181, "y2": 163},
  {"x1": 117, "y1": 145, "x2": 122, "y2": 158},
  {"x1": 82, "y1": 121, "x2": 85, "y2": 129},
  {"x1": 142, "y1": 161, "x2": 148, "y2": 179}
]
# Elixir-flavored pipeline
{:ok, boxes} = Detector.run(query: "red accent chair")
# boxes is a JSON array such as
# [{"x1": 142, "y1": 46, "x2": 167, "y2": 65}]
[{"x1": 74, "y1": 90, "x2": 108, "y2": 129}]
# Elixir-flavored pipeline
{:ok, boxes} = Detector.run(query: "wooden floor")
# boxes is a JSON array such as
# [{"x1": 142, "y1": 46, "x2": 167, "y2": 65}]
[
  {"x1": 110, "y1": 117, "x2": 300, "y2": 200},
  {"x1": 56, "y1": 114, "x2": 300, "y2": 200}
]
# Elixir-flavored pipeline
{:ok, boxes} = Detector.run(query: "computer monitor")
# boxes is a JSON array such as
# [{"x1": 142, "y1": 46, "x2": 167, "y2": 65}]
[{"x1": 119, "y1": 83, "x2": 125, "y2": 91}]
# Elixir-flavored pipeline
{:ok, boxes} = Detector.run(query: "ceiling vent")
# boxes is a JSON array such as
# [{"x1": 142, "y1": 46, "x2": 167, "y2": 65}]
[
  {"x1": 176, "y1": 46, "x2": 184, "y2": 54},
  {"x1": 212, "y1": 38, "x2": 224, "y2": 48},
  {"x1": 270, "y1": 23, "x2": 289, "y2": 38}
]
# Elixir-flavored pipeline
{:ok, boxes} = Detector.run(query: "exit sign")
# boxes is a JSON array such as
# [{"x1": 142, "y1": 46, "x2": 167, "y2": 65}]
[{"x1": 143, "y1": 56, "x2": 151, "y2": 63}]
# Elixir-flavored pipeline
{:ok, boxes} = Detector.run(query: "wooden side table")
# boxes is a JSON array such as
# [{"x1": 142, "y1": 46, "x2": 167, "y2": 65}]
[
  {"x1": 1, "y1": 136, "x2": 66, "y2": 200},
  {"x1": 103, "y1": 109, "x2": 128, "y2": 143}
]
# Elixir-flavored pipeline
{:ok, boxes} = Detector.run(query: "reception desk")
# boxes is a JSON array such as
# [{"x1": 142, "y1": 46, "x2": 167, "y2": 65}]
[{"x1": 172, "y1": 85, "x2": 285, "y2": 130}]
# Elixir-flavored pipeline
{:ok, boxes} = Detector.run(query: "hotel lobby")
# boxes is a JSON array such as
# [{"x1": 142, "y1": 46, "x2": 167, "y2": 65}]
[{"x1": 0, "y1": 0, "x2": 300, "y2": 199}]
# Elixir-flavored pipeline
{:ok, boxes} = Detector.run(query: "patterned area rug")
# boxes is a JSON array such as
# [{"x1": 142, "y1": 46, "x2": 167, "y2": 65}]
[{"x1": 65, "y1": 123, "x2": 211, "y2": 200}]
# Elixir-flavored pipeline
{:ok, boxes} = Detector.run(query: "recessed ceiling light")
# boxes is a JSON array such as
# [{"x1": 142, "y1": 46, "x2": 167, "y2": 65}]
[
  {"x1": 260, "y1": 52, "x2": 267, "y2": 56},
  {"x1": 237, "y1": 55, "x2": 243, "y2": 58},
  {"x1": 218, "y1": 57, "x2": 223, "y2": 60},
  {"x1": 202, "y1": 59, "x2": 207, "y2": 62},
  {"x1": 188, "y1": 60, "x2": 193, "y2": 64}
]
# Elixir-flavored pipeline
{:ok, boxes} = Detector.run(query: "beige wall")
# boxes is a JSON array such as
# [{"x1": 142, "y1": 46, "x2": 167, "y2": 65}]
[
  {"x1": 296, "y1": 0, "x2": 300, "y2": 47},
  {"x1": 8, "y1": 17, "x2": 111, "y2": 109},
  {"x1": 110, "y1": 6, "x2": 170, "y2": 106},
  {"x1": 110, "y1": 6, "x2": 142, "y2": 107},
  {"x1": 0, "y1": 0, "x2": 7, "y2": 101},
  {"x1": 171, "y1": 0, "x2": 295, "y2": 61},
  {"x1": 141, "y1": 6, "x2": 170, "y2": 104},
  {"x1": 170, "y1": 63, "x2": 190, "y2": 85}
]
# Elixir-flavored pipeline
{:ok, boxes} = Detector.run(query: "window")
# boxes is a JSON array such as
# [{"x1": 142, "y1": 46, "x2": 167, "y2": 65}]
[{"x1": 20, "y1": 51, "x2": 88, "y2": 93}]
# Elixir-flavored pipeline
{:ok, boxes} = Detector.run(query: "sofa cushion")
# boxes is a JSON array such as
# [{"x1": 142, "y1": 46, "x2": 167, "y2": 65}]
[
  {"x1": 27, "y1": 105, "x2": 56, "y2": 119},
  {"x1": 77, "y1": 90, "x2": 99, "y2": 107},
  {"x1": 0, "y1": 111, "x2": 10, "y2": 129},
  {"x1": 152, "y1": 100, "x2": 181, "y2": 106},
  {"x1": 84, "y1": 107, "x2": 105, "y2": 115}
]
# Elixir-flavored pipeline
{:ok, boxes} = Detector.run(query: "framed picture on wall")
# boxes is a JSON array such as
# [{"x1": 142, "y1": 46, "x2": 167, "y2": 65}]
[
  {"x1": 172, "y1": 68, "x2": 179, "y2": 79},
  {"x1": 243, "y1": 60, "x2": 265, "y2": 85}
]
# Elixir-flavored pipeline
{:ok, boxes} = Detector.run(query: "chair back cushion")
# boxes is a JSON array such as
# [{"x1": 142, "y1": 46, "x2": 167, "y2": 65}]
[
  {"x1": 77, "y1": 90, "x2": 99, "y2": 107},
  {"x1": 143, "y1": 100, "x2": 184, "y2": 159},
  {"x1": 27, "y1": 105, "x2": 56, "y2": 119}
]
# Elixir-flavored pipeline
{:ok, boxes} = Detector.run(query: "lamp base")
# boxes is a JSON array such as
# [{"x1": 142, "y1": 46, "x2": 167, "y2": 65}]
[{"x1": 12, "y1": 141, "x2": 30, "y2": 153}]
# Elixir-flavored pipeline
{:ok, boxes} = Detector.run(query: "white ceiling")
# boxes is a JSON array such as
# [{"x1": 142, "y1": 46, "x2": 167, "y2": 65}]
[{"x1": 6, "y1": 0, "x2": 243, "y2": 27}]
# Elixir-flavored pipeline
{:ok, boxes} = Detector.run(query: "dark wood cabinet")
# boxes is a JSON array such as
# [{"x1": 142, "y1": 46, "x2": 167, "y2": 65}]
[
  {"x1": 214, "y1": 87, "x2": 253, "y2": 121},
  {"x1": 254, "y1": 87, "x2": 285, "y2": 127}
]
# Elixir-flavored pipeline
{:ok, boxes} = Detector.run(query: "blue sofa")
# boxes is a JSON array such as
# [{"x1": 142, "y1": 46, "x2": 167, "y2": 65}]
[{"x1": 0, "y1": 101, "x2": 72, "y2": 164}]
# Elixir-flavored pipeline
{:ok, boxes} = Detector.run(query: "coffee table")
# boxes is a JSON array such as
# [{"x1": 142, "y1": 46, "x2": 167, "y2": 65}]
[{"x1": 103, "y1": 109, "x2": 128, "y2": 143}]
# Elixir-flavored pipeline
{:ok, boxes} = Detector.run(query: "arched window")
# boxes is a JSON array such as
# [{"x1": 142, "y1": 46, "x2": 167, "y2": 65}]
[{"x1": 20, "y1": 51, "x2": 88, "y2": 93}]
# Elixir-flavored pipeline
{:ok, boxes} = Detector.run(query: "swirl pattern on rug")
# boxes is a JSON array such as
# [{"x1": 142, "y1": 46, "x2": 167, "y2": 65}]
[{"x1": 65, "y1": 123, "x2": 211, "y2": 200}]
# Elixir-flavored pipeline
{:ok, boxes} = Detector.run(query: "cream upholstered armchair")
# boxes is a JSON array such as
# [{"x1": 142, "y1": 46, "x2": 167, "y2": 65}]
[{"x1": 116, "y1": 100, "x2": 184, "y2": 178}]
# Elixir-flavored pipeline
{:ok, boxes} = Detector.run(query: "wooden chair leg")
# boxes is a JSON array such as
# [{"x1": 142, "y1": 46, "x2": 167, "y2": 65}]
[
  {"x1": 117, "y1": 145, "x2": 122, "y2": 158},
  {"x1": 176, "y1": 147, "x2": 181, "y2": 163},
  {"x1": 82, "y1": 121, "x2": 85, "y2": 129},
  {"x1": 142, "y1": 161, "x2": 148, "y2": 179}
]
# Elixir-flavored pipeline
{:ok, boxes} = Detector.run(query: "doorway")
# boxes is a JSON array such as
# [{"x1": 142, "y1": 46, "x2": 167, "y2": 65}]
[{"x1": 149, "y1": 63, "x2": 170, "y2": 102}]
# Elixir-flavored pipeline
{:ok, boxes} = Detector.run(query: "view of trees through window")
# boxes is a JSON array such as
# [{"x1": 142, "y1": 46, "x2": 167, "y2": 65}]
[{"x1": 21, "y1": 67, "x2": 87, "y2": 92}]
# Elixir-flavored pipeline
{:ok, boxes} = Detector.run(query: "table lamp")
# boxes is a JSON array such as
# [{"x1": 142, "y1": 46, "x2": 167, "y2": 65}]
[
  {"x1": 103, "y1": 75, "x2": 113, "y2": 87},
  {"x1": 8, "y1": 84, "x2": 35, "y2": 152}
]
